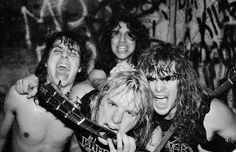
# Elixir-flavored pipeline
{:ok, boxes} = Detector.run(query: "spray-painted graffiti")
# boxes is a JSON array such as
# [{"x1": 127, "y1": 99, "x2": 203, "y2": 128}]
[
  {"x1": 17, "y1": 0, "x2": 236, "y2": 109},
  {"x1": 135, "y1": 0, "x2": 236, "y2": 109},
  {"x1": 21, "y1": 0, "x2": 85, "y2": 61},
  {"x1": 20, "y1": 0, "x2": 112, "y2": 63},
  {"x1": 177, "y1": 0, "x2": 236, "y2": 111}
]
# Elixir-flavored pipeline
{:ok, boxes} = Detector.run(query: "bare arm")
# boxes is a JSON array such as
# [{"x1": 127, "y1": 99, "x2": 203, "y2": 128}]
[
  {"x1": 0, "y1": 86, "x2": 19, "y2": 151},
  {"x1": 70, "y1": 80, "x2": 95, "y2": 103},
  {"x1": 204, "y1": 98, "x2": 236, "y2": 144},
  {"x1": 88, "y1": 69, "x2": 107, "y2": 91}
]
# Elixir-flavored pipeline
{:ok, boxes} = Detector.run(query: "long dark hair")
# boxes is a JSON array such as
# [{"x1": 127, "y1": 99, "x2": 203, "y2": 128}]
[
  {"x1": 137, "y1": 41, "x2": 204, "y2": 141},
  {"x1": 35, "y1": 31, "x2": 91, "y2": 86},
  {"x1": 95, "y1": 11, "x2": 150, "y2": 74}
]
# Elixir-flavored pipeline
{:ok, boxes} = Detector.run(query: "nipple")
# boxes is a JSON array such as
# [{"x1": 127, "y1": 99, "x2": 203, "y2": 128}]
[{"x1": 23, "y1": 132, "x2": 29, "y2": 137}]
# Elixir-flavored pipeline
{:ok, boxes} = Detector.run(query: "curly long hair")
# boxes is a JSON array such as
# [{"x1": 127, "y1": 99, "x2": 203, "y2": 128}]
[
  {"x1": 137, "y1": 40, "x2": 204, "y2": 141},
  {"x1": 35, "y1": 31, "x2": 91, "y2": 86},
  {"x1": 90, "y1": 70, "x2": 154, "y2": 146},
  {"x1": 95, "y1": 11, "x2": 150, "y2": 74}
]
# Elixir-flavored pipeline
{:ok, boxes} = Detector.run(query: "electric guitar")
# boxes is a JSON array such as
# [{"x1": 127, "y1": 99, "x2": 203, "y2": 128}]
[{"x1": 36, "y1": 84, "x2": 149, "y2": 152}]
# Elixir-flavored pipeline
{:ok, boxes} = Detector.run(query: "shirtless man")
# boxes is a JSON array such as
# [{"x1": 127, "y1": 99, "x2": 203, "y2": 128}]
[
  {"x1": 5, "y1": 46, "x2": 156, "y2": 152},
  {"x1": 0, "y1": 31, "x2": 91, "y2": 152}
]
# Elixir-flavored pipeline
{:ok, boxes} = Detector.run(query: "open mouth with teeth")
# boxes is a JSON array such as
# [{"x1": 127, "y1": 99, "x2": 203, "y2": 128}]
[
  {"x1": 154, "y1": 96, "x2": 168, "y2": 108},
  {"x1": 57, "y1": 64, "x2": 69, "y2": 72},
  {"x1": 118, "y1": 46, "x2": 127, "y2": 52},
  {"x1": 104, "y1": 124, "x2": 118, "y2": 134},
  {"x1": 155, "y1": 96, "x2": 165, "y2": 99}
]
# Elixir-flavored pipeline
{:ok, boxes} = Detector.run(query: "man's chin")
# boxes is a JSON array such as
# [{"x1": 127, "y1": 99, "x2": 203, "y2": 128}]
[
  {"x1": 51, "y1": 79, "x2": 69, "y2": 87},
  {"x1": 155, "y1": 108, "x2": 169, "y2": 116}
]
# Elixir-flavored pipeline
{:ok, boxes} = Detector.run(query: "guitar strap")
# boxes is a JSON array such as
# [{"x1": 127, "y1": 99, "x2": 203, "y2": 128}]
[{"x1": 153, "y1": 124, "x2": 177, "y2": 152}]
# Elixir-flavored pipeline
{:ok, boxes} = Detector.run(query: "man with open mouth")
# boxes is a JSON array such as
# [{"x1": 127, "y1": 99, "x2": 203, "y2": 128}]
[{"x1": 0, "y1": 31, "x2": 91, "y2": 152}]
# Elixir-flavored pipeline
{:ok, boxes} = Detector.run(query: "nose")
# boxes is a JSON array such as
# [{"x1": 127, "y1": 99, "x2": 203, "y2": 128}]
[
  {"x1": 119, "y1": 33, "x2": 126, "y2": 42},
  {"x1": 61, "y1": 50, "x2": 69, "y2": 58},
  {"x1": 112, "y1": 110, "x2": 123, "y2": 124},
  {"x1": 153, "y1": 80, "x2": 165, "y2": 92}
]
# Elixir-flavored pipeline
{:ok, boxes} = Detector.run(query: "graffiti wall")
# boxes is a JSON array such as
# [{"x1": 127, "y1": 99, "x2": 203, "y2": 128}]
[{"x1": 0, "y1": 0, "x2": 236, "y2": 109}]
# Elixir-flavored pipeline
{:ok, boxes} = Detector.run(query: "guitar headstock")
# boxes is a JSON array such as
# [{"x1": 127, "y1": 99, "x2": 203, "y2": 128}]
[{"x1": 37, "y1": 83, "x2": 84, "y2": 124}]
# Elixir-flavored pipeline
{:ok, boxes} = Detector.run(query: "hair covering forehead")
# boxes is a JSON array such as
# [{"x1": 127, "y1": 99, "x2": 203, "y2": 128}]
[
  {"x1": 149, "y1": 61, "x2": 179, "y2": 77},
  {"x1": 107, "y1": 84, "x2": 140, "y2": 112},
  {"x1": 138, "y1": 42, "x2": 184, "y2": 79},
  {"x1": 53, "y1": 36, "x2": 81, "y2": 51},
  {"x1": 103, "y1": 70, "x2": 152, "y2": 112}
]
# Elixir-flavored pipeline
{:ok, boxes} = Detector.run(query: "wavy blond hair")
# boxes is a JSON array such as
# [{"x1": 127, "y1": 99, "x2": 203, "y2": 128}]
[{"x1": 90, "y1": 70, "x2": 154, "y2": 146}]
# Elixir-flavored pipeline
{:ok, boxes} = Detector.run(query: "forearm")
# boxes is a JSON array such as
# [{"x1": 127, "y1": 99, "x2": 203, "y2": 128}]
[
  {"x1": 88, "y1": 69, "x2": 107, "y2": 91},
  {"x1": 91, "y1": 79, "x2": 107, "y2": 91}
]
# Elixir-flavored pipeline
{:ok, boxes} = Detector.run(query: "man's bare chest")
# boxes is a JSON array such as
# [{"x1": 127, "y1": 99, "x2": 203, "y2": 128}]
[{"x1": 13, "y1": 102, "x2": 73, "y2": 144}]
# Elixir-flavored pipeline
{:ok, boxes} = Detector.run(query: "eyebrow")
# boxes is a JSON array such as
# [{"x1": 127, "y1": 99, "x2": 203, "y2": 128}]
[
  {"x1": 128, "y1": 109, "x2": 139, "y2": 115},
  {"x1": 113, "y1": 24, "x2": 121, "y2": 30},
  {"x1": 53, "y1": 44, "x2": 79, "y2": 52},
  {"x1": 107, "y1": 97, "x2": 139, "y2": 112},
  {"x1": 107, "y1": 98, "x2": 115, "y2": 103}
]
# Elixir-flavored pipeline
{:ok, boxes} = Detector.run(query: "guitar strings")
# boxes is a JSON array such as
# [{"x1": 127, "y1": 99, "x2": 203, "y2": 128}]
[
  {"x1": 46, "y1": 88, "x2": 103, "y2": 135},
  {"x1": 211, "y1": 81, "x2": 232, "y2": 97}
]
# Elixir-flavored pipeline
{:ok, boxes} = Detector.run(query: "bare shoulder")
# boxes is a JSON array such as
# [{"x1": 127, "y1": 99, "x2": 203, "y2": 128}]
[
  {"x1": 4, "y1": 85, "x2": 27, "y2": 111},
  {"x1": 70, "y1": 80, "x2": 95, "y2": 100},
  {"x1": 210, "y1": 98, "x2": 236, "y2": 124},
  {"x1": 209, "y1": 98, "x2": 234, "y2": 115},
  {"x1": 204, "y1": 98, "x2": 236, "y2": 140}
]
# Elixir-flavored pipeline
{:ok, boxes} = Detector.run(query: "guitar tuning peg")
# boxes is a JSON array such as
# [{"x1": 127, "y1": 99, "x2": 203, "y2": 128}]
[
  {"x1": 46, "y1": 98, "x2": 50, "y2": 103},
  {"x1": 64, "y1": 113, "x2": 69, "y2": 118},
  {"x1": 56, "y1": 104, "x2": 61, "y2": 110},
  {"x1": 73, "y1": 102, "x2": 81, "y2": 110},
  {"x1": 232, "y1": 66, "x2": 236, "y2": 73}
]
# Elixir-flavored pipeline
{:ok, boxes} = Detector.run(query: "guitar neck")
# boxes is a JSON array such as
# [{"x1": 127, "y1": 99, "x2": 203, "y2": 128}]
[
  {"x1": 209, "y1": 73, "x2": 236, "y2": 98},
  {"x1": 37, "y1": 84, "x2": 149, "y2": 152},
  {"x1": 37, "y1": 84, "x2": 117, "y2": 139}
]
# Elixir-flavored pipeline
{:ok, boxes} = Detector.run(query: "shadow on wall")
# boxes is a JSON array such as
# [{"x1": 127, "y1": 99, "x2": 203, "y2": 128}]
[{"x1": 0, "y1": 46, "x2": 38, "y2": 96}]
